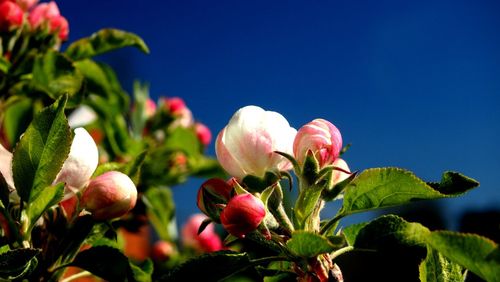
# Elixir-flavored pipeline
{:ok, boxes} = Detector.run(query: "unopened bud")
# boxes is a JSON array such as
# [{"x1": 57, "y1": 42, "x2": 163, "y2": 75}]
[
  {"x1": 195, "y1": 123, "x2": 212, "y2": 146},
  {"x1": 81, "y1": 171, "x2": 137, "y2": 220},
  {"x1": 0, "y1": 2, "x2": 23, "y2": 31},
  {"x1": 151, "y1": 240, "x2": 176, "y2": 261},
  {"x1": 197, "y1": 178, "x2": 233, "y2": 222},
  {"x1": 16, "y1": 0, "x2": 38, "y2": 11},
  {"x1": 48, "y1": 15, "x2": 68, "y2": 40},
  {"x1": 181, "y1": 214, "x2": 223, "y2": 253},
  {"x1": 54, "y1": 128, "x2": 98, "y2": 197},
  {"x1": 220, "y1": 194, "x2": 266, "y2": 238}
]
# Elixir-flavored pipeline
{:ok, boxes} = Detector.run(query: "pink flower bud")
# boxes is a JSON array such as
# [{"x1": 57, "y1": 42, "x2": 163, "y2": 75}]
[
  {"x1": 165, "y1": 97, "x2": 186, "y2": 115},
  {"x1": 151, "y1": 240, "x2": 176, "y2": 261},
  {"x1": 16, "y1": 0, "x2": 38, "y2": 11},
  {"x1": 0, "y1": 1, "x2": 23, "y2": 31},
  {"x1": 28, "y1": 1, "x2": 59, "y2": 29},
  {"x1": 293, "y1": 119, "x2": 342, "y2": 168},
  {"x1": 48, "y1": 14, "x2": 68, "y2": 40},
  {"x1": 197, "y1": 178, "x2": 233, "y2": 222},
  {"x1": 81, "y1": 171, "x2": 137, "y2": 220},
  {"x1": 182, "y1": 214, "x2": 223, "y2": 253},
  {"x1": 195, "y1": 122, "x2": 212, "y2": 146},
  {"x1": 220, "y1": 193, "x2": 266, "y2": 238},
  {"x1": 144, "y1": 98, "x2": 156, "y2": 118},
  {"x1": 54, "y1": 128, "x2": 98, "y2": 197},
  {"x1": 216, "y1": 106, "x2": 297, "y2": 180},
  {"x1": 331, "y1": 158, "x2": 350, "y2": 186}
]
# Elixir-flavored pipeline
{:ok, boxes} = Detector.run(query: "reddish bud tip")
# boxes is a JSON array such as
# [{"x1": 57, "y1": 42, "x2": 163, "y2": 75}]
[
  {"x1": 151, "y1": 241, "x2": 176, "y2": 261},
  {"x1": 0, "y1": 2, "x2": 23, "y2": 31},
  {"x1": 195, "y1": 122, "x2": 212, "y2": 146},
  {"x1": 220, "y1": 194, "x2": 266, "y2": 238}
]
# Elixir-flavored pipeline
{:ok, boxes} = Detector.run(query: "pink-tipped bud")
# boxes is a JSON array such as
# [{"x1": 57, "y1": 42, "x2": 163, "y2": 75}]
[
  {"x1": 54, "y1": 128, "x2": 98, "y2": 197},
  {"x1": 0, "y1": 2, "x2": 23, "y2": 31},
  {"x1": 16, "y1": 0, "x2": 38, "y2": 11},
  {"x1": 220, "y1": 193, "x2": 266, "y2": 238},
  {"x1": 195, "y1": 123, "x2": 212, "y2": 146},
  {"x1": 197, "y1": 178, "x2": 233, "y2": 222},
  {"x1": 48, "y1": 14, "x2": 68, "y2": 40},
  {"x1": 151, "y1": 241, "x2": 176, "y2": 261},
  {"x1": 28, "y1": 1, "x2": 59, "y2": 29},
  {"x1": 293, "y1": 119, "x2": 342, "y2": 168},
  {"x1": 144, "y1": 98, "x2": 157, "y2": 119},
  {"x1": 182, "y1": 214, "x2": 223, "y2": 253},
  {"x1": 165, "y1": 97, "x2": 186, "y2": 115},
  {"x1": 0, "y1": 142, "x2": 14, "y2": 190},
  {"x1": 81, "y1": 171, "x2": 137, "y2": 220},
  {"x1": 216, "y1": 105, "x2": 297, "y2": 180}
]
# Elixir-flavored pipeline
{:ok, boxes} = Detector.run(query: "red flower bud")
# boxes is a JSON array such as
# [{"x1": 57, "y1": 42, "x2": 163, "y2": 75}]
[
  {"x1": 220, "y1": 194, "x2": 266, "y2": 238},
  {"x1": 182, "y1": 214, "x2": 223, "y2": 253},
  {"x1": 0, "y1": 1, "x2": 23, "y2": 31},
  {"x1": 165, "y1": 97, "x2": 186, "y2": 115},
  {"x1": 48, "y1": 14, "x2": 68, "y2": 40},
  {"x1": 81, "y1": 171, "x2": 137, "y2": 220},
  {"x1": 16, "y1": 0, "x2": 38, "y2": 11},
  {"x1": 197, "y1": 178, "x2": 233, "y2": 222},
  {"x1": 195, "y1": 122, "x2": 212, "y2": 146},
  {"x1": 151, "y1": 240, "x2": 176, "y2": 261}
]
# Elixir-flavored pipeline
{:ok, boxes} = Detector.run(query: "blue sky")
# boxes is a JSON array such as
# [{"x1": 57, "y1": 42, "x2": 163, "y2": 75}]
[{"x1": 59, "y1": 0, "x2": 500, "y2": 229}]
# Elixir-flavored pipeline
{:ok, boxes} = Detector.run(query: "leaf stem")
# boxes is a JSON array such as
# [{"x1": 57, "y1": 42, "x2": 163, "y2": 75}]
[
  {"x1": 59, "y1": 270, "x2": 92, "y2": 282},
  {"x1": 319, "y1": 213, "x2": 344, "y2": 235},
  {"x1": 330, "y1": 246, "x2": 354, "y2": 260}
]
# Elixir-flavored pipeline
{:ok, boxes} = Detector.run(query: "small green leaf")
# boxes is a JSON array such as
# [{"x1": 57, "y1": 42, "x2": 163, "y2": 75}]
[
  {"x1": 161, "y1": 251, "x2": 251, "y2": 282},
  {"x1": 0, "y1": 56, "x2": 11, "y2": 73},
  {"x1": 286, "y1": 231, "x2": 336, "y2": 258},
  {"x1": 144, "y1": 187, "x2": 175, "y2": 241},
  {"x1": 31, "y1": 50, "x2": 84, "y2": 104},
  {"x1": 341, "y1": 168, "x2": 479, "y2": 216},
  {"x1": 69, "y1": 246, "x2": 129, "y2": 281},
  {"x1": 419, "y1": 247, "x2": 465, "y2": 282},
  {"x1": 130, "y1": 259, "x2": 153, "y2": 282},
  {"x1": 27, "y1": 183, "x2": 64, "y2": 233},
  {"x1": 2, "y1": 97, "x2": 33, "y2": 146},
  {"x1": 66, "y1": 28, "x2": 149, "y2": 61},
  {"x1": 12, "y1": 95, "x2": 72, "y2": 204},
  {"x1": 164, "y1": 127, "x2": 200, "y2": 157},
  {"x1": 425, "y1": 231, "x2": 500, "y2": 282},
  {"x1": 122, "y1": 151, "x2": 147, "y2": 185},
  {"x1": 0, "y1": 248, "x2": 40, "y2": 280}
]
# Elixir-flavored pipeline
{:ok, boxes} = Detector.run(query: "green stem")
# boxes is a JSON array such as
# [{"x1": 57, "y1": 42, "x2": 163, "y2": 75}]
[
  {"x1": 59, "y1": 271, "x2": 91, "y2": 282},
  {"x1": 319, "y1": 213, "x2": 344, "y2": 235},
  {"x1": 250, "y1": 256, "x2": 290, "y2": 266},
  {"x1": 270, "y1": 183, "x2": 294, "y2": 234},
  {"x1": 330, "y1": 246, "x2": 354, "y2": 260}
]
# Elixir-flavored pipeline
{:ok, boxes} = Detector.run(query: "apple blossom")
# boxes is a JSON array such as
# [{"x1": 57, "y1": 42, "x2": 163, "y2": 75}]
[
  {"x1": 53, "y1": 128, "x2": 98, "y2": 197},
  {"x1": 164, "y1": 97, "x2": 186, "y2": 115},
  {"x1": 0, "y1": 1, "x2": 23, "y2": 31},
  {"x1": 220, "y1": 193, "x2": 266, "y2": 238},
  {"x1": 144, "y1": 98, "x2": 157, "y2": 118},
  {"x1": 216, "y1": 105, "x2": 297, "y2": 180},
  {"x1": 81, "y1": 171, "x2": 137, "y2": 220},
  {"x1": 195, "y1": 122, "x2": 212, "y2": 146},
  {"x1": 293, "y1": 118, "x2": 342, "y2": 168},
  {"x1": 182, "y1": 214, "x2": 223, "y2": 253}
]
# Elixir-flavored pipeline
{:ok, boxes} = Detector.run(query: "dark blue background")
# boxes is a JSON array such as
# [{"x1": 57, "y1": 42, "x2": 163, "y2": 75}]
[{"x1": 59, "y1": 0, "x2": 500, "y2": 229}]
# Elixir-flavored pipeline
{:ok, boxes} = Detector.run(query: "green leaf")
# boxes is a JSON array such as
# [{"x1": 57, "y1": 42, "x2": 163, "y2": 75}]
[
  {"x1": 419, "y1": 247, "x2": 465, "y2": 282},
  {"x1": 129, "y1": 259, "x2": 153, "y2": 282},
  {"x1": 286, "y1": 231, "x2": 336, "y2": 258},
  {"x1": 2, "y1": 97, "x2": 33, "y2": 146},
  {"x1": 31, "y1": 50, "x2": 84, "y2": 105},
  {"x1": 165, "y1": 127, "x2": 200, "y2": 157},
  {"x1": 27, "y1": 183, "x2": 64, "y2": 233},
  {"x1": 0, "y1": 56, "x2": 11, "y2": 73},
  {"x1": 143, "y1": 187, "x2": 175, "y2": 241},
  {"x1": 69, "y1": 246, "x2": 143, "y2": 282},
  {"x1": 65, "y1": 28, "x2": 150, "y2": 61},
  {"x1": 425, "y1": 231, "x2": 500, "y2": 282},
  {"x1": 342, "y1": 222, "x2": 368, "y2": 246},
  {"x1": 0, "y1": 248, "x2": 40, "y2": 280},
  {"x1": 341, "y1": 168, "x2": 479, "y2": 216},
  {"x1": 122, "y1": 150, "x2": 147, "y2": 185},
  {"x1": 161, "y1": 251, "x2": 251, "y2": 282},
  {"x1": 12, "y1": 95, "x2": 72, "y2": 203}
]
